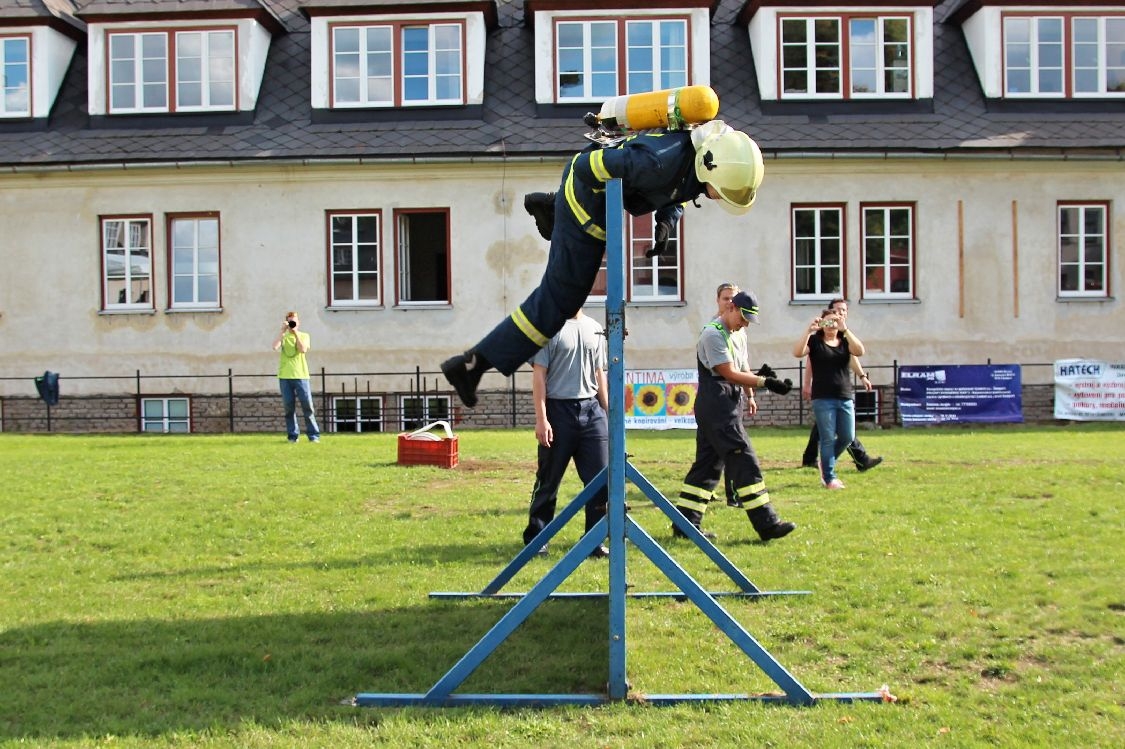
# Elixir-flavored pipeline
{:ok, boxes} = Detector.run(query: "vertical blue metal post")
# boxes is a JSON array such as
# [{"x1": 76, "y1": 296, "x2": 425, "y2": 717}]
[{"x1": 604, "y1": 179, "x2": 629, "y2": 700}]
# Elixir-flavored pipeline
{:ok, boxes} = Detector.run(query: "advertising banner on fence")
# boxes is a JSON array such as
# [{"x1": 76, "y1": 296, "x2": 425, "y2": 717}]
[
  {"x1": 624, "y1": 369, "x2": 698, "y2": 430},
  {"x1": 1053, "y1": 359, "x2": 1125, "y2": 421},
  {"x1": 898, "y1": 364, "x2": 1022, "y2": 425}
]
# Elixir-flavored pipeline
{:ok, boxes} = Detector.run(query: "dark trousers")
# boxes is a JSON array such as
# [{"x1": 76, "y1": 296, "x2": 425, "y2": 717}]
[
  {"x1": 475, "y1": 177, "x2": 606, "y2": 375},
  {"x1": 802, "y1": 422, "x2": 871, "y2": 467},
  {"x1": 523, "y1": 397, "x2": 609, "y2": 545}
]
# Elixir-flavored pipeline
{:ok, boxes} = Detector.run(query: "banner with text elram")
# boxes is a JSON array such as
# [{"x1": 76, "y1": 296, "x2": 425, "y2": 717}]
[{"x1": 1053, "y1": 359, "x2": 1125, "y2": 421}]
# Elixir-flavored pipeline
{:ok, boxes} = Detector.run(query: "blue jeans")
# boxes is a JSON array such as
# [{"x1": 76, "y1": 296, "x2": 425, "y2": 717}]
[
  {"x1": 280, "y1": 378, "x2": 320, "y2": 441},
  {"x1": 811, "y1": 398, "x2": 855, "y2": 484}
]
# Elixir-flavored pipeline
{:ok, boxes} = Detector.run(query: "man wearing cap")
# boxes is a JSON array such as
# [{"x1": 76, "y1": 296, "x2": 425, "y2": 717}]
[
  {"x1": 673, "y1": 290, "x2": 796, "y2": 542},
  {"x1": 441, "y1": 121, "x2": 765, "y2": 408}
]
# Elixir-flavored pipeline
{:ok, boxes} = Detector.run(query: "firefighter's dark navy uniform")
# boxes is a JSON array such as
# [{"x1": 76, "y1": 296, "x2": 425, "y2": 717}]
[
  {"x1": 476, "y1": 131, "x2": 703, "y2": 376},
  {"x1": 676, "y1": 314, "x2": 795, "y2": 542}
]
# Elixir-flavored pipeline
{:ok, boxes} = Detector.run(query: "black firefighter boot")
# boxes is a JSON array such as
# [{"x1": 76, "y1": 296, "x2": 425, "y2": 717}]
[
  {"x1": 747, "y1": 503, "x2": 796, "y2": 542},
  {"x1": 671, "y1": 506, "x2": 717, "y2": 540},
  {"x1": 523, "y1": 192, "x2": 556, "y2": 241},
  {"x1": 440, "y1": 349, "x2": 490, "y2": 408}
]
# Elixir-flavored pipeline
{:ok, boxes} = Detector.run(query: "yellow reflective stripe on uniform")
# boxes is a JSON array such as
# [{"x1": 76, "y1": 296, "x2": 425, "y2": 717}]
[
  {"x1": 511, "y1": 307, "x2": 548, "y2": 347},
  {"x1": 677, "y1": 497, "x2": 710, "y2": 513},
  {"x1": 741, "y1": 493, "x2": 770, "y2": 511},
  {"x1": 735, "y1": 481, "x2": 766, "y2": 497},
  {"x1": 589, "y1": 149, "x2": 611, "y2": 183},
  {"x1": 680, "y1": 483, "x2": 713, "y2": 501},
  {"x1": 563, "y1": 155, "x2": 608, "y2": 241}
]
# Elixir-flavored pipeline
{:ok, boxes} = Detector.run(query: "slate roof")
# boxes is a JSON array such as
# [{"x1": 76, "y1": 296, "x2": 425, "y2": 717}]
[{"x1": 0, "y1": 0, "x2": 1122, "y2": 169}]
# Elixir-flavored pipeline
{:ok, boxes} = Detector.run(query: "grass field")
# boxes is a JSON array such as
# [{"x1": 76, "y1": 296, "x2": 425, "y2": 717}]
[{"x1": 0, "y1": 424, "x2": 1121, "y2": 748}]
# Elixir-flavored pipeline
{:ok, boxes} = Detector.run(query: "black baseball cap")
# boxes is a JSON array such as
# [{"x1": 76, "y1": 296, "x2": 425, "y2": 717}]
[{"x1": 732, "y1": 290, "x2": 760, "y2": 324}]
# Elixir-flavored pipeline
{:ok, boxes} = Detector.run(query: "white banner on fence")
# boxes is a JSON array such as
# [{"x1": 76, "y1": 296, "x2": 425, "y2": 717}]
[
  {"x1": 1053, "y1": 359, "x2": 1125, "y2": 421},
  {"x1": 624, "y1": 368, "x2": 698, "y2": 430}
]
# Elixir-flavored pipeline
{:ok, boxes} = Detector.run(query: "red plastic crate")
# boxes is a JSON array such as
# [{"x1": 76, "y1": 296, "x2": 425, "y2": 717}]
[{"x1": 397, "y1": 421, "x2": 459, "y2": 468}]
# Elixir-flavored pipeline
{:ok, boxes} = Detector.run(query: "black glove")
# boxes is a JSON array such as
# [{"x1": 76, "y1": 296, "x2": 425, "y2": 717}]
[
  {"x1": 644, "y1": 220, "x2": 674, "y2": 258},
  {"x1": 763, "y1": 377, "x2": 793, "y2": 396},
  {"x1": 754, "y1": 363, "x2": 777, "y2": 379}
]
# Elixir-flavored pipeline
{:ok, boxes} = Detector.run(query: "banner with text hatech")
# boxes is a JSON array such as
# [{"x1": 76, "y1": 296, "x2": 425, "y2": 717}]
[
  {"x1": 624, "y1": 369, "x2": 698, "y2": 430},
  {"x1": 1053, "y1": 359, "x2": 1125, "y2": 421},
  {"x1": 898, "y1": 364, "x2": 1022, "y2": 426}
]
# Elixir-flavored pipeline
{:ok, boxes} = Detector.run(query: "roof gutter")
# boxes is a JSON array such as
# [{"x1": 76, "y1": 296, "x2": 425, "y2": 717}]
[{"x1": 2, "y1": 148, "x2": 1123, "y2": 174}]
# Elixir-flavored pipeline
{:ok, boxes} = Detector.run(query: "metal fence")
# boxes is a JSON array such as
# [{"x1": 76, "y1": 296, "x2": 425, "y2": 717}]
[{"x1": 0, "y1": 360, "x2": 1062, "y2": 434}]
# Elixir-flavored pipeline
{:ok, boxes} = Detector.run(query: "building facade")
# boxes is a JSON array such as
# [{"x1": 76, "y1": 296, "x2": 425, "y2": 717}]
[{"x1": 0, "y1": 0, "x2": 1121, "y2": 432}]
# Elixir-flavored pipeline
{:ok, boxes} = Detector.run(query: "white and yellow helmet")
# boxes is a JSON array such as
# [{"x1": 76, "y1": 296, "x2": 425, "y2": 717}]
[{"x1": 691, "y1": 120, "x2": 764, "y2": 215}]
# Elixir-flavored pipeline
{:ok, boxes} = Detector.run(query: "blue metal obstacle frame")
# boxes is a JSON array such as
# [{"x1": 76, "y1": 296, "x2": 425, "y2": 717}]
[{"x1": 354, "y1": 180, "x2": 885, "y2": 707}]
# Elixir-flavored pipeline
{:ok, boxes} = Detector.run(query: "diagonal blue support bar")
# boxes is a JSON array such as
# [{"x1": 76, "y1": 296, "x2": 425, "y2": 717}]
[
  {"x1": 625, "y1": 462, "x2": 768, "y2": 594},
  {"x1": 473, "y1": 470, "x2": 607, "y2": 596},
  {"x1": 423, "y1": 522, "x2": 608, "y2": 700},
  {"x1": 625, "y1": 516, "x2": 815, "y2": 704}
]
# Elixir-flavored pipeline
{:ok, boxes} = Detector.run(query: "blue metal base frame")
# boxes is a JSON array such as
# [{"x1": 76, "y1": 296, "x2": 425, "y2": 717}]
[{"x1": 353, "y1": 180, "x2": 885, "y2": 708}]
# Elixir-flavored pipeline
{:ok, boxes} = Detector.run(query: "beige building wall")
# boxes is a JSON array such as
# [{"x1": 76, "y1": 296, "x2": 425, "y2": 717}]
[{"x1": 0, "y1": 156, "x2": 1120, "y2": 397}]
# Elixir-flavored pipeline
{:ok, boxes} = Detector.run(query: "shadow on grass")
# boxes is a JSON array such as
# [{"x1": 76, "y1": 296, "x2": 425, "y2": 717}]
[{"x1": 0, "y1": 599, "x2": 610, "y2": 740}]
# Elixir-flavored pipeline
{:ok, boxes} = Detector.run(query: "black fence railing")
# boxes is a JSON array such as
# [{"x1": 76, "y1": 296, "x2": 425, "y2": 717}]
[{"x1": 0, "y1": 360, "x2": 1063, "y2": 434}]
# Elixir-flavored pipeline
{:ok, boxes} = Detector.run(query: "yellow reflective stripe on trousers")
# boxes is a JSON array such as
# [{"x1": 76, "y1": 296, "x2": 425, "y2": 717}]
[
  {"x1": 737, "y1": 481, "x2": 769, "y2": 510},
  {"x1": 677, "y1": 497, "x2": 710, "y2": 513},
  {"x1": 680, "y1": 483, "x2": 713, "y2": 502},
  {"x1": 564, "y1": 154, "x2": 608, "y2": 241},
  {"x1": 511, "y1": 307, "x2": 548, "y2": 348}
]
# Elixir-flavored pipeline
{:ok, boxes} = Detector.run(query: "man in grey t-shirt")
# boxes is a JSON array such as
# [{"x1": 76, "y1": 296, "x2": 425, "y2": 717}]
[{"x1": 522, "y1": 311, "x2": 610, "y2": 558}]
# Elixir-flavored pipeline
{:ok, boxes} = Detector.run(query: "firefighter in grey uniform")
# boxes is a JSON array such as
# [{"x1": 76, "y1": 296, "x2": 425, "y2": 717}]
[
  {"x1": 523, "y1": 311, "x2": 610, "y2": 558},
  {"x1": 675, "y1": 290, "x2": 796, "y2": 542}
]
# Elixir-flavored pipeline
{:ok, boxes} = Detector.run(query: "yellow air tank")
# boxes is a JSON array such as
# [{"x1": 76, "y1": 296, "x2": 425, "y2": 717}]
[{"x1": 595, "y1": 85, "x2": 719, "y2": 132}]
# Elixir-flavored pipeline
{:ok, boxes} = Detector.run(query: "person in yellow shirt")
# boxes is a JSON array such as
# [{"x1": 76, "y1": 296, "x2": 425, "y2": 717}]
[{"x1": 272, "y1": 311, "x2": 320, "y2": 443}]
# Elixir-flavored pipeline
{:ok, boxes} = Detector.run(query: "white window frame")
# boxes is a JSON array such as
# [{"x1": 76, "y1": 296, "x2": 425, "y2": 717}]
[
  {"x1": 1058, "y1": 202, "x2": 1109, "y2": 298},
  {"x1": 1003, "y1": 15, "x2": 1065, "y2": 97},
  {"x1": 1, "y1": 34, "x2": 31, "y2": 117},
  {"x1": 861, "y1": 203, "x2": 915, "y2": 300},
  {"x1": 586, "y1": 213, "x2": 684, "y2": 304},
  {"x1": 792, "y1": 205, "x2": 845, "y2": 302},
  {"x1": 141, "y1": 397, "x2": 191, "y2": 433},
  {"x1": 780, "y1": 14, "x2": 913, "y2": 100},
  {"x1": 107, "y1": 28, "x2": 237, "y2": 114},
  {"x1": 332, "y1": 395, "x2": 384, "y2": 432},
  {"x1": 174, "y1": 29, "x2": 236, "y2": 111},
  {"x1": 168, "y1": 214, "x2": 221, "y2": 310},
  {"x1": 395, "y1": 209, "x2": 450, "y2": 306},
  {"x1": 400, "y1": 394, "x2": 451, "y2": 432},
  {"x1": 102, "y1": 216, "x2": 154, "y2": 312},
  {"x1": 329, "y1": 211, "x2": 382, "y2": 307},
  {"x1": 330, "y1": 21, "x2": 464, "y2": 107},
  {"x1": 555, "y1": 16, "x2": 690, "y2": 102},
  {"x1": 1073, "y1": 16, "x2": 1125, "y2": 96}
]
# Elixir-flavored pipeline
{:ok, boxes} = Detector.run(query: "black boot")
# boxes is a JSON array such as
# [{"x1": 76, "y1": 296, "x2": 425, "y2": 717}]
[
  {"x1": 747, "y1": 503, "x2": 796, "y2": 542},
  {"x1": 440, "y1": 349, "x2": 490, "y2": 408},
  {"x1": 523, "y1": 192, "x2": 555, "y2": 241},
  {"x1": 671, "y1": 506, "x2": 717, "y2": 540}
]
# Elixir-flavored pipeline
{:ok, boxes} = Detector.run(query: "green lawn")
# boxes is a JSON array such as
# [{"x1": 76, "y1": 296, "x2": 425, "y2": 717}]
[{"x1": 0, "y1": 425, "x2": 1121, "y2": 748}]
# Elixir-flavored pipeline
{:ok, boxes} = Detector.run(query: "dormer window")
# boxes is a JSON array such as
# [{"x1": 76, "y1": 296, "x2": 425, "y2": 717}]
[
  {"x1": 953, "y1": 3, "x2": 1125, "y2": 99},
  {"x1": 525, "y1": 1, "x2": 711, "y2": 106},
  {"x1": 555, "y1": 17, "x2": 690, "y2": 102},
  {"x1": 1, "y1": 35, "x2": 30, "y2": 117},
  {"x1": 741, "y1": 3, "x2": 935, "y2": 103},
  {"x1": 303, "y1": 0, "x2": 496, "y2": 112},
  {"x1": 107, "y1": 28, "x2": 236, "y2": 113},
  {"x1": 330, "y1": 21, "x2": 464, "y2": 107},
  {"x1": 780, "y1": 15, "x2": 912, "y2": 99},
  {"x1": 79, "y1": 2, "x2": 282, "y2": 118}
]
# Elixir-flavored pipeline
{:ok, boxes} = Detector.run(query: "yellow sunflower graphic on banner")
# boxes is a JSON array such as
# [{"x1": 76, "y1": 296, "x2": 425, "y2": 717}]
[
  {"x1": 666, "y1": 383, "x2": 697, "y2": 415},
  {"x1": 635, "y1": 384, "x2": 666, "y2": 416}
]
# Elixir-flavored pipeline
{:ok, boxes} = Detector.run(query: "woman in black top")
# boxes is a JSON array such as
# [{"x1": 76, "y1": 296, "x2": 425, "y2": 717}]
[{"x1": 793, "y1": 309, "x2": 866, "y2": 489}]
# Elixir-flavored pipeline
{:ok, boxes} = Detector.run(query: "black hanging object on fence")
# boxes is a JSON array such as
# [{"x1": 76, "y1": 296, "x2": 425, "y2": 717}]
[{"x1": 35, "y1": 370, "x2": 59, "y2": 406}]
